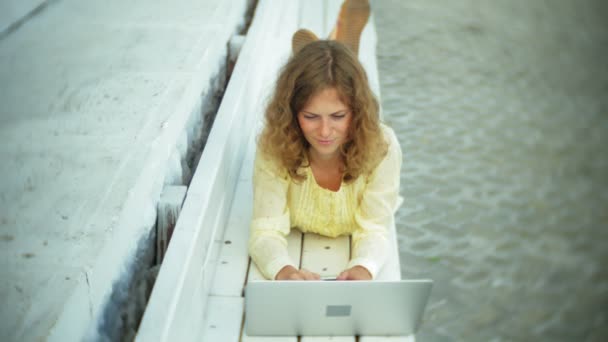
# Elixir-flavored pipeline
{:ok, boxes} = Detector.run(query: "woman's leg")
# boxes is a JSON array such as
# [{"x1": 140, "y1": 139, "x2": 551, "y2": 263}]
[
  {"x1": 292, "y1": 0, "x2": 370, "y2": 55},
  {"x1": 292, "y1": 28, "x2": 319, "y2": 54},
  {"x1": 332, "y1": 0, "x2": 371, "y2": 55}
]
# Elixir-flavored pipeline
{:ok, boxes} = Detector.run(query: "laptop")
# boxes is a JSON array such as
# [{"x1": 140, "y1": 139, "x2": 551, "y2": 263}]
[{"x1": 244, "y1": 279, "x2": 433, "y2": 336}]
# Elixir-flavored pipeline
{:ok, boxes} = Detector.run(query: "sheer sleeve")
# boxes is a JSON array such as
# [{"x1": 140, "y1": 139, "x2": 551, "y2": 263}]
[
  {"x1": 248, "y1": 148, "x2": 297, "y2": 280},
  {"x1": 347, "y1": 125, "x2": 403, "y2": 278}
]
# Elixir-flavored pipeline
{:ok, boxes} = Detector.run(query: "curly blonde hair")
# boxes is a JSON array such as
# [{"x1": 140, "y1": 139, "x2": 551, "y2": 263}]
[{"x1": 258, "y1": 40, "x2": 387, "y2": 183}]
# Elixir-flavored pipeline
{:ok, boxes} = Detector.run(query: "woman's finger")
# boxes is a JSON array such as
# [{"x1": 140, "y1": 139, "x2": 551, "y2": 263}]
[
  {"x1": 289, "y1": 272, "x2": 305, "y2": 280},
  {"x1": 307, "y1": 271, "x2": 320, "y2": 280},
  {"x1": 303, "y1": 270, "x2": 317, "y2": 280}
]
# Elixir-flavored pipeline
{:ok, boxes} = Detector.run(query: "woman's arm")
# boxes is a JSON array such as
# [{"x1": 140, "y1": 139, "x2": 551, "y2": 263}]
[
  {"x1": 346, "y1": 125, "x2": 403, "y2": 279},
  {"x1": 248, "y1": 149, "x2": 299, "y2": 280}
]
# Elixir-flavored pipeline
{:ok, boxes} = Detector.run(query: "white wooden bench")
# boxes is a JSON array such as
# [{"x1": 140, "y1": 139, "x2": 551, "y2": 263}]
[{"x1": 138, "y1": 1, "x2": 414, "y2": 341}]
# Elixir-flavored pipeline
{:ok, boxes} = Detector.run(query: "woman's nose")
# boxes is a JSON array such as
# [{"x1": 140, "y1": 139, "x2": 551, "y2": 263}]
[{"x1": 319, "y1": 118, "x2": 332, "y2": 137}]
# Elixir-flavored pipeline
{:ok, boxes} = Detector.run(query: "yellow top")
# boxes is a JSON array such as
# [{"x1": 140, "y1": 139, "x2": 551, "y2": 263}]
[{"x1": 248, "y1": 124, "x2": 402, "y2": 280}]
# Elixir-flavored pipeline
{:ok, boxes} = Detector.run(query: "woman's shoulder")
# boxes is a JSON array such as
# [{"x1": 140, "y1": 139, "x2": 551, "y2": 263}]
[
  {"x1": 366, "y1": 123, "x2": 401, "y2": 178},
  {"x1": 254, "y1": 144, "x2": 289, "y2": 179},
  {"x1": 379, "y1": 123, "x2": 399, "y2": 148},
  {"x1": 378, "y1": 123, "x2": 401, "y2": 160}
]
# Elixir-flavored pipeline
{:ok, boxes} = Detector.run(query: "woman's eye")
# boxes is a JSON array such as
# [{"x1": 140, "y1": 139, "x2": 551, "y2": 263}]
[
  {"x1": 304, "y1": 115, "x2": 317, "y2": 119},
  {"x1": 332, "y1": 114, "x2": 346, "y2": 119}
]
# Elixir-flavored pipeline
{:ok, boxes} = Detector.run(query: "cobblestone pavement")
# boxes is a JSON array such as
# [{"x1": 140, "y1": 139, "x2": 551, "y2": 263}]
[{"x1": 373, "y1": 0, "x2": 608, "y2": 341}]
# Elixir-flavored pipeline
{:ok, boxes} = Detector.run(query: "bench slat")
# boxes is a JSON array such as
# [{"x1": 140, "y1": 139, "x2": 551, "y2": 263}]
[
  {"x1": 323, "y1": 0, "x2": 342, "y2": 38},
  {"x1": 210, "y1": 112, "x2": 261, "y2": 296},
  {"x1": 301, "y1": 233, "x2": 350, "y2": 278},
  {"x1": 301, "y1": 337, "x2": 355, "y2": 342},
  {"x1": 242, "y1": 334, "x2": 297, "y2": 342},
  {"x1": 210, "y1": 177, "x2": 252, "y2": 297},
  {"x1": 360, "y1": 337, "x2": 415, "y2": 342},
  {"x1": 200, "y1": 296, "x2": 244, "y2": 341},
  {"x1": 299, "y1": 0, "x2": 325, "y2": 35}
]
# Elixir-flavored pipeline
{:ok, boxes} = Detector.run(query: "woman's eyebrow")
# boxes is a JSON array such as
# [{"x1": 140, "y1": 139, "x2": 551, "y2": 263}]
[{"x1": 301, "y1": 110, "x2": 347, "y2": 116}]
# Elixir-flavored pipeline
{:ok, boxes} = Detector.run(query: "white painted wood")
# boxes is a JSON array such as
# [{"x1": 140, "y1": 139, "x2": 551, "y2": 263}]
[
  {"x1": 138, "y1": 0, "x2": 294, "y2": 340},
  {"x1": 156, "y1": 185, "x2": 187, "y2": 264},
  {"x1": 299, "y1": 0, "x2": 324, "y2": 35},
  {"x1": 200, "y1": 296, "x2": 245, "y2": 342},
  {"x1": 209, "y1": 177, "x2": 252, "y2": 296},
  {"x1": 242, "y1": 334, "x2": 296, "y2": 342},
  {"x1": 360, "y1": 336, "x2": 415, "y2": 342},
  {"x1": 229, "y1": 34, "x2": 246, "y2": 63},
  {"x1": 359, "y1": 15, "x2": 381, "y2": 102},
  {"x1": 324, "y1": 0, "x2": 342, "y2": 38},
  {"x1": 300, "y1": 233, "x2": 350, "y2": 278},
  {"x1": 210, "y1": 121, "x2": 259, "y2": 297},
  {"x1": 302, "y1": 337, "x2": 355, "y2": 342}
]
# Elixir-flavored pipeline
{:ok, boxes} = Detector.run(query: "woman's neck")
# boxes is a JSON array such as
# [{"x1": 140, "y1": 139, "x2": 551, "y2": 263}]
[{"x1": 308, "y1": 149, "x2": 343, "y2": 170}]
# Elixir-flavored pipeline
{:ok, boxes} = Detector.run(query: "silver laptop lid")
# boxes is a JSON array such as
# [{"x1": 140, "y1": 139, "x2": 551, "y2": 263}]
[{"x1": 245, "y1": 280, "x2": 433, "y2": 336}]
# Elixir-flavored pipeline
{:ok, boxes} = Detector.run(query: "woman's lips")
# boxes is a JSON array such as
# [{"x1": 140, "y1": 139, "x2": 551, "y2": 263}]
[{"x1": 317, "y1": 139, "x2": 334, "y2": 146}]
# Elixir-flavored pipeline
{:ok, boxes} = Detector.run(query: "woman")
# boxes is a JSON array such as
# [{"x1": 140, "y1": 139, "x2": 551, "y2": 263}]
[{"x1": 249, "y1": 1, "x2": 402, "y2": 281}]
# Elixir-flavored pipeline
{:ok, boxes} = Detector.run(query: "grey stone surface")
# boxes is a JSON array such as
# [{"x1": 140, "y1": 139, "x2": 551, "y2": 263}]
[
  {"x1": 374, "y1": 0, "x2": 608, "y2": 341},
  {"x1": 0, "y1": 1, "x2": 249, "y2": 340}
]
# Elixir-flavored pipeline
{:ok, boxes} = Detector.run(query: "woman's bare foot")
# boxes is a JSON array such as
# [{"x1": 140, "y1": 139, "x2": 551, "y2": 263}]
[
  {"x1": 334, "y1": 0, "x2": 370, "y2": 55},
  {"x1": 292, "y1": 28, "x2": 319, "y2": 54}
]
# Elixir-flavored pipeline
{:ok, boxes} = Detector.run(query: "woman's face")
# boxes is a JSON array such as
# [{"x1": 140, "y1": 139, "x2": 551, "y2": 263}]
[{"x1": 297, "y1": 87, "x2": 352, "y2": 161}]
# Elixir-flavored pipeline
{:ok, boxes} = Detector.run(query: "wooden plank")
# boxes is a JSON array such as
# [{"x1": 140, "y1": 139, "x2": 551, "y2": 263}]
[
  {"x1": 360, "y1": 337, "x2": 415, "y2": 342},
  {"x1": 242, "y1": 334, "x2": 295, "y2": 342},
  {"x1": 200, "y1": 296, "x2": 245, "y2": 342},
  {"x1": 324, "y1": 0, "x2": 342, "y2": 38},
  {"x1": 209, "y1": 177, "x2": 252, "y2": 296},
  {"x1": 156, "y1": 185, "x2": 187, "y2": 264},
  {"x1": 210, "y1": 116, "x2": 263, "y2": 296},
  {"x1": 205, "y1": 0, "x2": 301, "y2": 338},
  {"x1": 300, "y1": 233, "x2": 350, "y2": 278},
  {"x1": 358, "y1": 15, "x2": 381, "y2": 100},
  {"x1": 302, "y1": 337, "x2": 355, "y2": 342},
  {"x1": 299, "y1": 0, "x2": 324, "y2": 35}
]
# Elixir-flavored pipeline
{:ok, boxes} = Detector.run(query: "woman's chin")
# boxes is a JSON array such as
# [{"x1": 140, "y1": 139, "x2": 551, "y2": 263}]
[{"x1": 310, "y1": 145, "x2": 340, "y2": 158}]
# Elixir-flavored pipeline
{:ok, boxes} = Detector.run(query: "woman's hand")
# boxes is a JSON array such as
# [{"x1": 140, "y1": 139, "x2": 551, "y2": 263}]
[
  {"x1": 275, "y1": 265, "x2": 321, "y2": 280},
  {"x1": 336, "y1": 265, "x2": 372, "y2": 280}
]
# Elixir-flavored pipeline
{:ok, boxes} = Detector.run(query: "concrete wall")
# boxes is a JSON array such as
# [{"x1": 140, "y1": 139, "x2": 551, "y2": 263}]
[
  {"x1": 0, "y1": 0, "x2": 48, "y2": 36},
  {"x1": 0, "y1": 1, "x2": 250, "y2": 341}
]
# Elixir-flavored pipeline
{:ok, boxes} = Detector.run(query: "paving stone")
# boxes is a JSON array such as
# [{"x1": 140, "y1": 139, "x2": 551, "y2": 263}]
[
  {"x1": 398, "y1": 225, "x2": 426, "y2": 239},
  {"x1": 375, "y1": 0, "x2": 608, "y2": 340},
  {"x1": 422, "y1": 222, "x2": 460, "y2": 240}
]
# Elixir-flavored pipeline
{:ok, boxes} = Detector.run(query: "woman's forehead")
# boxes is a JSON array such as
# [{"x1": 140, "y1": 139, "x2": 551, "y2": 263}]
[{"x1": 302, "y1": 87, "x2": 350, "y2": 111}]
